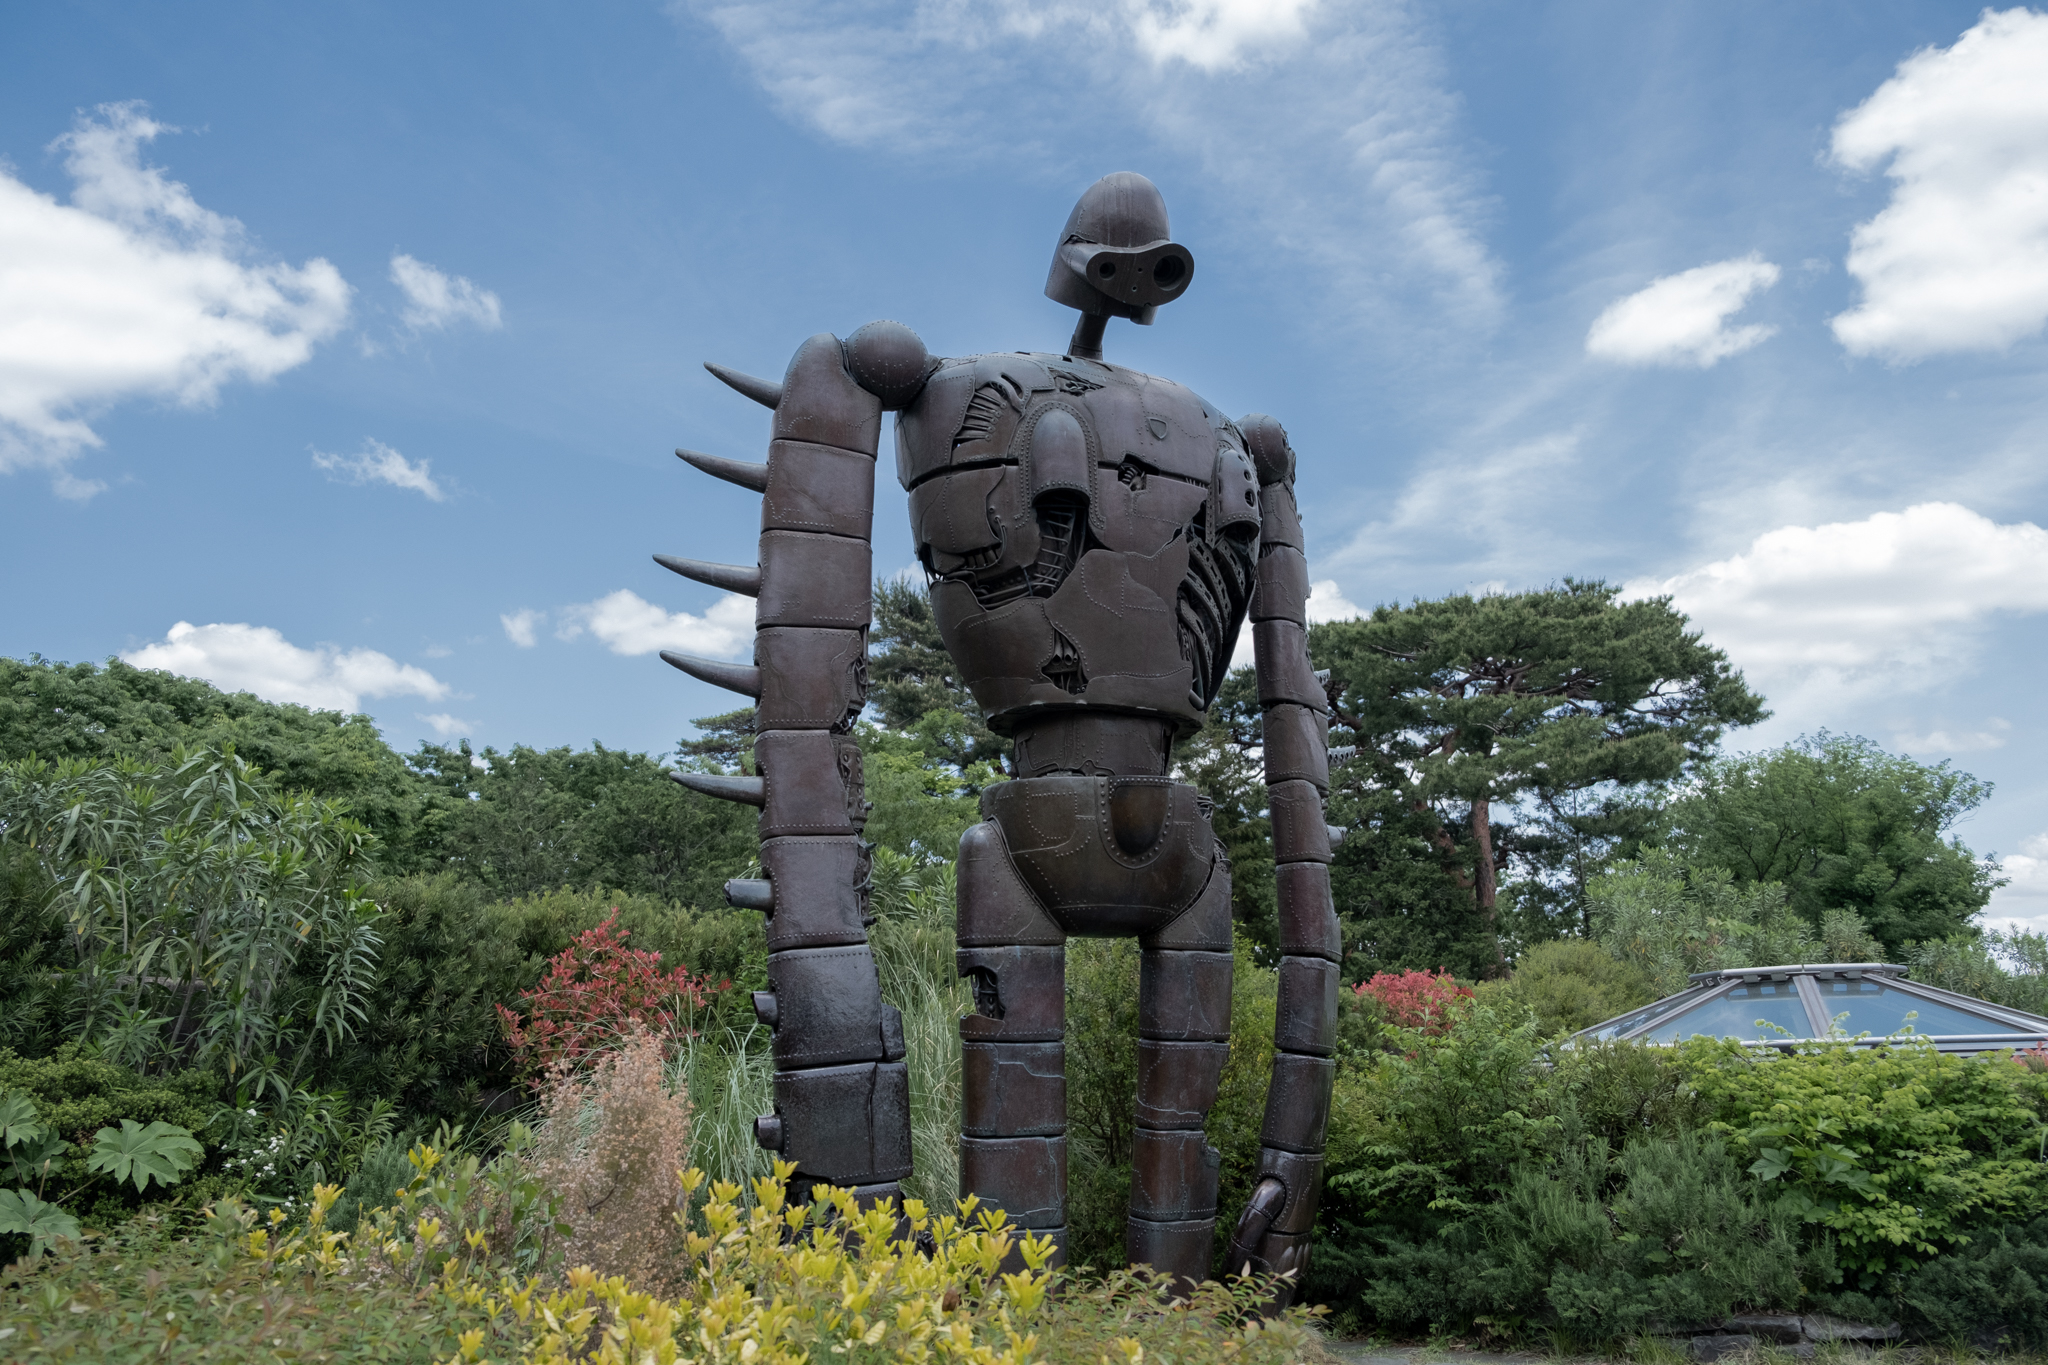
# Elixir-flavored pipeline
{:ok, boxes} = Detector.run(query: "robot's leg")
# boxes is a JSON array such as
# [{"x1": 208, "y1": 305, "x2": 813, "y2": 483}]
[
  {"x1": 955, "y1": 818, "x2": 1070, "y2": 1271},
  {"x1": 1128, "y1": 855, "x2": 1234, "y2": 1293}
]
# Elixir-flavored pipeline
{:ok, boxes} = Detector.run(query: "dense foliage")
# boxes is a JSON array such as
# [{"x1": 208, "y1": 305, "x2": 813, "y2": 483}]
[
  {"x1": 3, "y1": 587, "x2": 2041, "y2": 1355},
  {"x1": 1665, "y1": 732, "x2": 2000, "y2": 955},
  {"x1": 1310, "y1": 580, "x2": 1767, "y2": 975}
]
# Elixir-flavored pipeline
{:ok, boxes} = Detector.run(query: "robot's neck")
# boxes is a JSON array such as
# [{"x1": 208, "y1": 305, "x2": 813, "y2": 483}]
[{"x1": 1068, "y1": 313, "x2": 1108, "y2": 362}]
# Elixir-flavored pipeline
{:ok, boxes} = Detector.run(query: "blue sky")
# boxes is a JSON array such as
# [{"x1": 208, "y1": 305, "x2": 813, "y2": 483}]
[{"x1": 4, "y1": 1, "x2": 2046, "y2": 930}]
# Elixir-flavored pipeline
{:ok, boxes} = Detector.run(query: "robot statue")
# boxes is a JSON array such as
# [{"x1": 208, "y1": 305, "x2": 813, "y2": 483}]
[{"x1": 660, "y1": 172, "x2": 1339, "y2": 1302}]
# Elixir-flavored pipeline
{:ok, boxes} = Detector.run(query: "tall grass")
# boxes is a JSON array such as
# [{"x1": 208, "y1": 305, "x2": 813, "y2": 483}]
[
  {"x1": 673, "y1": 853, "x2": 969, "y2": 1208},
  {"x1": 869, "y1": 857, "x2": 969, "y2": 1209}
]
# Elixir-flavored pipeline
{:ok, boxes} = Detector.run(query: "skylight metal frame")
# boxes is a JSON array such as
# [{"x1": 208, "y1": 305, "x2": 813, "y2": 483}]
[{"x1": 1572, "y1": 962, "x2": 2048, "y2": 1055}]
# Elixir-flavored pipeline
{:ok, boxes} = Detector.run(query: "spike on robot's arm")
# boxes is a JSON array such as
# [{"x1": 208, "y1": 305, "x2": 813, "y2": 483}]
[
  {"x1": 663, "y1": 321, "x2": 934, "y2": 1209},
  {"x1": 1225, "y1": 414, "x2": 1341, "y2": 1308}
]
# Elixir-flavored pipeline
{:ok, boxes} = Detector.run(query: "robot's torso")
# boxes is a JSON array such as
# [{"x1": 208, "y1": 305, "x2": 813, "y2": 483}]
[{"x1": 896, "y1": 351, "x2": 1261, "y2": 762}]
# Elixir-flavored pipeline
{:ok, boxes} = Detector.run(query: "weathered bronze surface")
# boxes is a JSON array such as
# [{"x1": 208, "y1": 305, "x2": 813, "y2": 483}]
[{"x1": 665, "y1": 172, "x2": 1339, "y2": 1305}]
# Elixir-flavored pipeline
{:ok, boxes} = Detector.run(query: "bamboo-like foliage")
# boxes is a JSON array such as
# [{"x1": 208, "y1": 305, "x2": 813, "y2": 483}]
[{"x1": 0, "y1": 746, "x2": 382, "y2": 1101}]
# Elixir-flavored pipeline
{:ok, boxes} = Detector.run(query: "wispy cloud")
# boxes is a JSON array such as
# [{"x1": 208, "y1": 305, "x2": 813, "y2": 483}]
[
  {"x1": 1829, "y1": 8, "x2": 2048, "y2": 360},
  {"x1": 0, "y1": 102, "x2": 350, "y2": 498},
  {"x1": 311, "y1": 438, "x2": 446, "y2": 500},
  {"x1": 390, "y1": 253, "x2": 503, "y2": 333},
  {"x1": 674, "y1": 0, "x2": 1503, "y2": 335},
  {"x1": 555, "y1": 589, "x2": 755, "y2": 657},
  {"x1": 1329, "y1": 428, "x2": 1584, "y2": 583},
  {"x1": 501, "y1": 609, "x2": 544, "y2": 648},
  {"x1": 1586, "y1": 254, "x2": 1779, "y2": 368},
  {"x1": 417, "y1": 712, "x2": 474, "y2": 738},
  {"x1": 1892, "y1": 719, "x2": 2010, "y2": 754},
  {"x1": 123, "y1": 620, "x2": 447, "y2": 713}
]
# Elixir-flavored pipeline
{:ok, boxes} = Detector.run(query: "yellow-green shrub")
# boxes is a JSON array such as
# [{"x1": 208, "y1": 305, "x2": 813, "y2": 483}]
[{"x1": 221, "y1": 1152, "x2": 1330, "y2": 1364}]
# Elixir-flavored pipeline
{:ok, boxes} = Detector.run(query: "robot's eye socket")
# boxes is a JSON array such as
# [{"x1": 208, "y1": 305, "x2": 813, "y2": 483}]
[
  {"x1": 1097, "y1": 260, "x2": 1118, "y2": 278},
  {"x1": 1153, "y1": 255, "x2": 1187, "y2": 287}
]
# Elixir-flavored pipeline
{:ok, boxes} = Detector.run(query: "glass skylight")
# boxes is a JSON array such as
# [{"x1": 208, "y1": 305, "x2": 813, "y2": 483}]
[
  {"x1": 1642, "y1": 981, "x2": 1808, "y2": 1043},
  {"x1": 1812, "y1": 977, "x2": 2009, "y2": 1037}
]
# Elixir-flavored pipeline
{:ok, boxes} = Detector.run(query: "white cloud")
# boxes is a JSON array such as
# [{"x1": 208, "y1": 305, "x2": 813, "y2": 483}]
[
  {"x1": 501, "y1": 609, "x2": 544, "y2": 648},
  {"x1": 1585, "y1": 255, "x2": 1780, "y2": 368},
  {"x1": 1892, "y1": 718, "x2": 2010, "y2": 753},
  {"x1": 1305, "y1": 578, "x2": 1363, "y2": 623},
  {"x1": 123, "y1": 620, "x2": 448, "y2": 713},
  {"x1": 1829, "y1": 9, "x2": 2048, "y2": 359},
  {"x1": 0, "y1": 103, "x2": 350, "y2": 496},
  {"x1": 1625, "y1": 503, "x2": 2048, "y2": 705},
  {"x1": 389, "y1": 253, "x2": 503, "y2": 333},
  {"x1": 1130, "y1": 0, "x2": 1317, "y2": 69},
  {"x1": 311, "y1": 438, "x2": 446, "y2": 500},
  {"x1": 676, "y1": 0, "x2": 1502, "y2": 335},
  {"x1": 417, "y1": 712, "x2": 474, "y2": 738},
  {"x1": 1999, "y1": 834, "x2": 2048, "y2": 901},
  {"x1": 555, "y1": 589, "x2": 755, "y2": 657}
]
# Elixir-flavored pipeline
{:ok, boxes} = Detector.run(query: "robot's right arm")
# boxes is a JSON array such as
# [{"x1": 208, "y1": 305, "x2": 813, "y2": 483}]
[{"x1": 662, "y1": 324, "x2": 931, "y2": 1206}]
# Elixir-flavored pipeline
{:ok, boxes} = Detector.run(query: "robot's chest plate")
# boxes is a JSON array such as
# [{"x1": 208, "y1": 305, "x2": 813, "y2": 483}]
[{"x1": 895, "y1": 352, "x2": 1260, "y2": 734}]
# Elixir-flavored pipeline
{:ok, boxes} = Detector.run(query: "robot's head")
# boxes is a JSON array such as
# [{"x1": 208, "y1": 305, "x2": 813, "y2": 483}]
[{"x1": 1044, "y1": 172, "x2": 1194, "y2": 327}]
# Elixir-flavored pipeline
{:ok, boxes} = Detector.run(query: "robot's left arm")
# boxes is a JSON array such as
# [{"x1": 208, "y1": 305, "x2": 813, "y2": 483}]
[{"x1": 1224, "y1": 414, "x2": 1343, "y2": 1305}]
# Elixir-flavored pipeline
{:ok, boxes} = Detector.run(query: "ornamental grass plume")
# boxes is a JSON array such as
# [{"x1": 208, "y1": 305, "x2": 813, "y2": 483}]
[
  {"x1": 1354, "y1": 968, "x2": 1473, "y2": 1036},
  {"x1": 526, "y1": 1028, "x2": 694, "y2": 1294},
  {"x1": 496, "y1": 909, "x2": 726, "y2": 1082}
]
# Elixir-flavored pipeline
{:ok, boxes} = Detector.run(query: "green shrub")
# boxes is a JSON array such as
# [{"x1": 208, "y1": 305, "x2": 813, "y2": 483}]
[
  {"x1": 0, "y1": 1208, "x2": 488, "y2": 1362},
  {"x1": 0, "y1": 1058, "x2": 223, "y2": 1258},
  {"x1": 0, "y1": 1048, "x2": 216, "y2": 1175},
  {"x1": 1493, "y1": 938, "x2": 1656, "y2": 1038},
  {"x1": 1905, "y1": 929, "x2": 2048, "y2": 1018},
  {"x1": 297, "y1": 875, "x2": 532, "y2": 1129},
  {"x1": 1062, "y1": 932, "x2": 1277, "y2": 1277},
  {"x1": 1682, "y1": 1037, "x2": 2048, "y2": 1279},
  {"x1": 1467, "y1": 1131, "x2": 1822, "y2": 1341},
  {"x1": 1892, "y1": 1212, "x2": 2048, "y2": 1348}
]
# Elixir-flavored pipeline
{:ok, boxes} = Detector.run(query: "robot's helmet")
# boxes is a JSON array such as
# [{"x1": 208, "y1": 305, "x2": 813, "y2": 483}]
[{"x1": 1044, "y1": 172, "x2": 1194, "y2": 327}]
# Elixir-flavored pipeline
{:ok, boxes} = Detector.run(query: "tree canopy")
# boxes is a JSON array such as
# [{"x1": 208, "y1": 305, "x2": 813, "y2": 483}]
[
  {"x1": 0, "y1": 657, "x2": 437, "y2": 869},
  {"x1": 1663, "y1": 732, "x2": 2001, "y2": 956},
  {"x1": 1310, "y1": 580, "x2": 1767, "y2": 976}
]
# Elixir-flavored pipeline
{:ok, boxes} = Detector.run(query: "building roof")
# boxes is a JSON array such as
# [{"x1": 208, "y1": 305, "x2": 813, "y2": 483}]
[{"x1": 1573, "y1": 962, "x2": 2048, "y2": 1055}]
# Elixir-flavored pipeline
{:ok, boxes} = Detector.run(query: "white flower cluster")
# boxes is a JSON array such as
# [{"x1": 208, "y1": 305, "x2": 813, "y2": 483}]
[{"x1": 224, "y1": 1128, "x2": 288, "y2": 1181}]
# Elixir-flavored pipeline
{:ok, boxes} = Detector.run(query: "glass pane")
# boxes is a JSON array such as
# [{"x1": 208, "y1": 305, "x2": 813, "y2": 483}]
[
  {"x1": 1644, "y1": 982, "x2": 1811, "y2": 1043},
  {"x1": 1588, "y1": 986, "x2": 1712, "y2": 1041},
  {"x1": 1813, "y1": 978, "x2": 2010, "y2": 1037}
]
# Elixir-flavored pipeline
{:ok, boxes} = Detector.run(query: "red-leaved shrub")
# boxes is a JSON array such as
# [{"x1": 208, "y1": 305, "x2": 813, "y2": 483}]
[
  {"x1": 497, "y1": 911, "x2": 726, "y2": 1082},
  {"x1": 1355, "y1": 968, "x2": 1473, "y2": 1035}
]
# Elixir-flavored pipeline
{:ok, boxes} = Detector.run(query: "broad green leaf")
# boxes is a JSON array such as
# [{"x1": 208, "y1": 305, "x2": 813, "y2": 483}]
[
  {"x1": 0, "y1": 1187, "x2": 81, "y2": 1259},
  {"x1": 0, "y1": 1090, "x2": 46, "y2": 1150},
  {"x1": 86, "y1": 1119, "x2": 204, "y2": 1193}
]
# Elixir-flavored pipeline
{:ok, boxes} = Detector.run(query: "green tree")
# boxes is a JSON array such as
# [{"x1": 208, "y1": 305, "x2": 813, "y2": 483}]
[
  {"x1": 867, "y1": 579, "x2": 1004, "y2": 774},
  {"x1": 1311, "y1": 581, "x2": 1766, "y2": 976},
  {"x1": 1589, "y1": 848, "x2": 1883, "y2": 997},
  {"x1": 0, "y1": 656, "x2": 444, "y2": 870},
  {"x1": 1664, "y1": 733, "x2": 2000, "y2": 957},
  {"x1": 410, "y1": 738, "x2": 756, "y2": 908},
  {"x1": 0, "y1": 748, "x2": 382, "y2": 1102}
]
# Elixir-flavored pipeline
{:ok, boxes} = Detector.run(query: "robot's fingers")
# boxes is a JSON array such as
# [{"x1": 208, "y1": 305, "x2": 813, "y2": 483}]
[
  {"x1": 704, "y1": 361, "x2": 783, "y2": 409},
  {"x1": 676, "y1": 447, "x2": 769, "y2": 492}
]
